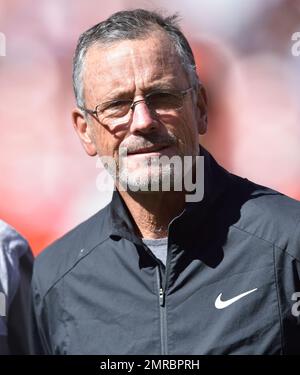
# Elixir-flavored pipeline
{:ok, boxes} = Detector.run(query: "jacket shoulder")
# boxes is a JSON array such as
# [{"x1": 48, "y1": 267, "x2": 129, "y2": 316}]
[
  {"x1": 33, "y1": 204, "x2": 111, "y2": 295},
  {"x1": 0, "y1": 220, "x2": 31, "y2": 262},
  {"x1": 231, "y1": 176, "x2": 300, "y2": 259},
  {"x1": 0, "y1": 220, "x2": 30, "y2": 250}
]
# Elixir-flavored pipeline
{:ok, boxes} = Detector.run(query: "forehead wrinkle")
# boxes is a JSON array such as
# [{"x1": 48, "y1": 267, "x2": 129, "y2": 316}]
[
  {"x1": 129, "y1": 35, "x2": 180, "y2": 91},
  {"x1": 83, "y1": 32, "x2": 186, "y2": 104},
  {"x1": 84, "y1": 44, "x2": 138, "y2": 102}
]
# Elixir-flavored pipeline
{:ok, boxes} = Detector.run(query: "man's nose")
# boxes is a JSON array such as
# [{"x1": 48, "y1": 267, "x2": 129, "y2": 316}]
[{"x1": 129, "y1": 100, "x2": 158, "y2": 134}]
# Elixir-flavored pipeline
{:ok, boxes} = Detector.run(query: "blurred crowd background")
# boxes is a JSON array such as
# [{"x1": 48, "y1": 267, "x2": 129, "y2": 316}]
[{"x1": 0, "y1": 0, "x2": 299, "y2": 255}]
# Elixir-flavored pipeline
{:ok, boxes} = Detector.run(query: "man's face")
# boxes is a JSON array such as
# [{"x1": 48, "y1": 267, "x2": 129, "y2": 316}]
[{"x1": 74, "y1": 30, "x2": 207, "y2": 191}]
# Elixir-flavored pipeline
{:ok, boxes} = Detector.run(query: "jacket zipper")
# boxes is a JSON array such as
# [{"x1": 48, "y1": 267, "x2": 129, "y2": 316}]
[{"x1": 156, "y1": 266, "x2": 167, "y2": 355}]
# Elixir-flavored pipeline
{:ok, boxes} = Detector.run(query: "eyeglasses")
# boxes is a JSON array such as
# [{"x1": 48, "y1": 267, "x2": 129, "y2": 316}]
[{"x1": 79, "y1": 87, "x2": 194, "y2": 128}]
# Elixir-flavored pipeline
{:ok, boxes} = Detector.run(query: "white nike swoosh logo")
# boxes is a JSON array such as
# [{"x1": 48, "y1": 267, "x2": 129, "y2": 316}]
[{"x1": 215, "y1": 288, "x2": 258, "y2": 309}]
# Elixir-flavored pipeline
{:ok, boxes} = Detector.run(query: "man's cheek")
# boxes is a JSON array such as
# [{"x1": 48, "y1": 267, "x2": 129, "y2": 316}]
[
  {"x1": 96, "y1": 137, "x2": 117, "y2": 158},
  {"x1": 174, "y1": 125, "x2": 197, "y2": 155}
]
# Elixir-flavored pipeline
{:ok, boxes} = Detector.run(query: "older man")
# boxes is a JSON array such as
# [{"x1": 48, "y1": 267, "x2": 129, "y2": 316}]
[{"x1": 31, "y1": 9, "x2": 300, "y2": 354}]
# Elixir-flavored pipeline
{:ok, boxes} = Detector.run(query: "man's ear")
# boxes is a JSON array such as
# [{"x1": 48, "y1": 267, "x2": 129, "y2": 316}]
[
  {"x1": 195, "y1": 84, "x2": 208, "y2": 135},
  {"x1": 72, "y1": 108, "x2": 97, "y2": 156}
]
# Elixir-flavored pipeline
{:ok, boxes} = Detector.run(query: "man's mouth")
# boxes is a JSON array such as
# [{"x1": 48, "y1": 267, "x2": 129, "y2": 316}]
[{"x1": 126, "y1": 144, "x2": 171, "y2": 156}]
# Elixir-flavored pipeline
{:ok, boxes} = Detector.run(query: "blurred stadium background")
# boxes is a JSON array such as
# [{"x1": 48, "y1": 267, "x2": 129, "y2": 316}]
[{"x1": 0, "y1": 0, "x2": 299, "y2": 255}]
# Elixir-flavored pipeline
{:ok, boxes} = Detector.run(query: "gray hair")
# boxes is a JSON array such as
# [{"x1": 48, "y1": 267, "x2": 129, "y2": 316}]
[{"x1": 72, "y1": 9, "x2": 199, "y2": 108}]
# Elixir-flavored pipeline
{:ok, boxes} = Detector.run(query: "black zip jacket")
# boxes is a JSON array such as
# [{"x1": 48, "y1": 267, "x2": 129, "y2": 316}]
[{"x1": 30, "y1": 149, "x2": 300, "y2": 354}]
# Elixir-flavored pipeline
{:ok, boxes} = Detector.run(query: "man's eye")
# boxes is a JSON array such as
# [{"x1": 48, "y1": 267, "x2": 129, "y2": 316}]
[
  {"x1": 106, "y1": 101, "x2": 128, "y2": 110},
  {"x1": 148, "y1": 92, "x2": 181, "y2": 109},
  {"x1": 101, "y1": 101, "x2": 131, "y2": 116}
]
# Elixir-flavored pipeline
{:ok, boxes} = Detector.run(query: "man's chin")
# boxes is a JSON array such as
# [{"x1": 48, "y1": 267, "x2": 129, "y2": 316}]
[
  {"x1": 117, "y1": 167, "x2": 184, "y2": 193},
  {"x1": 118, "y1": 168, "x2": 157, "y2": 192}
]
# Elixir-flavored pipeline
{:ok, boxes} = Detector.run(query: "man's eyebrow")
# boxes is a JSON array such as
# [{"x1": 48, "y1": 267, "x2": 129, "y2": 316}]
[
  {"x1": 101, "y1": 81, "x2": 179, "y2": 101},
  {"x1": 101, "y1": 90, "x2": 133, "y2": 101},
  {"x1": 145, "y1": 81, "x2": 179, "y2": 91}
]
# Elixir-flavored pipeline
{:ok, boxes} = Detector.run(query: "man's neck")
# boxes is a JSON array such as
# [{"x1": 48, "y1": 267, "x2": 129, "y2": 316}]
[{"x1": 118, "y1": 190, "x2": 186, "y2": 239}]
